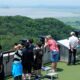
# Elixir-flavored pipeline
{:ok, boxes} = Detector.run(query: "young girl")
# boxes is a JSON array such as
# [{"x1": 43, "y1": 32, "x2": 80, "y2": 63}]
[
  {"x1": 33, "y1": 42, "x2": 43, "y2": 79},
  {"x1": 12, "y1": 44, "x2": 23, "y2": 80}
]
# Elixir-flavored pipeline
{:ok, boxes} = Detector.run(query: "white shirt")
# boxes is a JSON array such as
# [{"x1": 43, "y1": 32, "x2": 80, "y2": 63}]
[{"x1": 69, "y1": 35, "x2": 79, "y2": 49}]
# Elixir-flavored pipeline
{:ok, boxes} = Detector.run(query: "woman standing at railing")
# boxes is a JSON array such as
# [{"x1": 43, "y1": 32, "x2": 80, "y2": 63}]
[
  {"x1": 44, "y1": 35, "x2": 59, "y2": 72},
  {"x1": 0, "y1": 45, "x2": 5, "y2": 80},
  {"x1": 12, "y1": 44, "x2": 23, "y2": 80}
]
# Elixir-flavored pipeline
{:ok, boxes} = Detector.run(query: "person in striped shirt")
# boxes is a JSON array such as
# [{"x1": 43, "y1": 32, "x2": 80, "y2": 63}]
[{"x1": 12, "y1": 44, "x2": 23, "y2": 80}]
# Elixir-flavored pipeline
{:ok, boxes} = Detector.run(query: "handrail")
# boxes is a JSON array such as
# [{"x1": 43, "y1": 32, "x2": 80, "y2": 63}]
[
  {"x1": 2, "y1": 50, "x2": 14, "y2": 54},
  {"x1": 2, "y1": 50, "x2": 15, "y2": 57}
]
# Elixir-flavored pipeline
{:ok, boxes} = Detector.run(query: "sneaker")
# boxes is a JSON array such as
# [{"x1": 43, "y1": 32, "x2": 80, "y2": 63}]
[
  {"x1": 23, "y1": 78, "x2": 26, "y2": 80},
  {"x1": 67, "y1": 63, "x2": 71, "y2": 65},
  {"x1": 28, "y1": 76, "x2": 31, "y2": 80},
  {"x1": 35, "y1": 79, "x2": 39, "y2": 80},
  {"x1": 22, "y1": 74, "x2": 26, "y2": 80},
  {"x1": 49, "y1": 69, "x2": 55, "y2": 73},
  {"x1": 22, "y1": 76, "x2": 26, "y2": 80},
  {"x1": 35, "y1": 76, "x2": 39, "y2": 80}
]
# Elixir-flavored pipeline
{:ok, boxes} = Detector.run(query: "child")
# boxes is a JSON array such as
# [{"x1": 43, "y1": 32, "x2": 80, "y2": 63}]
[
  {"x1": 33, "y1": 42, "x2": 43, "y2": 79},
  {"x1": 12, "y1": 44, "x2": 23, "y2": 80}
]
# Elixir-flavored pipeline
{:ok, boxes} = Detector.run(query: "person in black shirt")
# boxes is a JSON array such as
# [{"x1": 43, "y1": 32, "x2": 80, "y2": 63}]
[
  {"x1": 33, "y1": 42, "x2": 43, "y2": 79},
  {"x1": 22, "y1": 42, "x2": 34, "y2": 80},
  {"x1": 0, "y1": 45, "x2": 4, "y2": 80}
]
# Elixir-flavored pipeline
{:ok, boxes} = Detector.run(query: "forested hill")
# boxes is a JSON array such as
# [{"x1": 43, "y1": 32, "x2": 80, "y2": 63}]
[{"x1": 0, "y1": 16, "x2": 74, "y2": 50}]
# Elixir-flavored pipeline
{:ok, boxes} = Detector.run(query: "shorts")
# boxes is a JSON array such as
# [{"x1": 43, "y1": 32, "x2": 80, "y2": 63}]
[
  {"x1": 33, "y1": 58, "x2": 42, "y2": 70},
  {"x1": 12, "y1": 61, "x2": 23, "y2": 77},
  {"x1": 50, "y1": 50, "x2": 59, "y2": 62},
  {"x1": 33, "y1": 63, "x2": 42, "y2": 70},
  {"x1": 22, "y1": 63, "x2": 32, "y2": 74}
]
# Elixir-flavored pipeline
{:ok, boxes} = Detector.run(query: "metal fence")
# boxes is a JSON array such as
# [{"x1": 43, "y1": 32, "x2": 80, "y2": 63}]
[
  {"x1": 3, "y1": 48, "x2": 51, "y2": 76},
  {"x1": 3, "y1": 46, "x2": 80, "y2": 76}
]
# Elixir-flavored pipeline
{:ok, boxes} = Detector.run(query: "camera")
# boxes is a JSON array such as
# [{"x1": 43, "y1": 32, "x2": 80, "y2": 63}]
[
  {"x1": 20, "y1": 39, "x2": 29, "y2": 47},
  {"x1": 39, "y1": 36, "x2": 45, "y2": 44}
]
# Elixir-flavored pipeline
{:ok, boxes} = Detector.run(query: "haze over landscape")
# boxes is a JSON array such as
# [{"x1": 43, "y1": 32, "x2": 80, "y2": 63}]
[
  {"x1": 0, "y1": 0, "x2": 80, "y2": 7},
  {"x1": 0, "y1": 0, "x2": 80, "y2": 18}
]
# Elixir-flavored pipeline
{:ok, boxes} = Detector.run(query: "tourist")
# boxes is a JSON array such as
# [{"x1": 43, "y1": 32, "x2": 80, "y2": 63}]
[
  {"x1": 22, "y1": 41, "x2": 34, "y2": 80},
  {"x1": 44, "y1": 35, "x2": 59, "y2": 72},
  {"x1": 33, "y1": 42, "x2": 43, "y2": 79},
  {"x1": 68, "y1": 32, "x2": 79, "y2": 65},
  {"x1": 0, "y1": 45, "x2": 5, "y2": 80},
  {"x1": 12, "y1": 44, "x2": 23, "y2": 80}
]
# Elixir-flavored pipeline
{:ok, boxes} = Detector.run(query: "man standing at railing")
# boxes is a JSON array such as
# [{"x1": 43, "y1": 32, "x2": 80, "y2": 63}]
[
  {"x1": 0, "y1": 45, "x2": 4, "y2": 80},
  {"x1": 68, "y1": 32, "x2": 79, "y2": 65}
]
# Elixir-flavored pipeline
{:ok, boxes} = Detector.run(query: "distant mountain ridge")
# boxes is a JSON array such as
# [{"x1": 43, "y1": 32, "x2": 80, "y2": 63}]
[{"x1": 0, "y1": 16, "x2": 74, "y2": 50}]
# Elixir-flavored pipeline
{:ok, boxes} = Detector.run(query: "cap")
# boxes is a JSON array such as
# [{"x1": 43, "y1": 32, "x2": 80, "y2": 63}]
[{"x1": 70, "y1": 32, "x2": 75, "y2": 35}]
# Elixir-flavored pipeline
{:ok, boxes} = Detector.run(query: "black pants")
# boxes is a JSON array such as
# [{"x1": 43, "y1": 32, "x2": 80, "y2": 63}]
[
  {"x1": 68, "y1": 49, "x2": 76, "y2": 65},
  {"x1": 14, "y1": 75, "x2": 22, "y2": 80},
  {"x1": 23, "y1": 63, "x2": 32, "y2": 74},
  {"x1": 0, "y1": 72, "x2": 4, "y2": 80},
  {"x1": 0, "y1": 64, "x2": 5, "y2": 80}
]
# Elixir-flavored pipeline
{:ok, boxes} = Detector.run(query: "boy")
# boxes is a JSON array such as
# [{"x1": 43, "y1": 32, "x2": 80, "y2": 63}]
[{"x1": 33, "y1": 42, "x2": 43, "y2": 79}]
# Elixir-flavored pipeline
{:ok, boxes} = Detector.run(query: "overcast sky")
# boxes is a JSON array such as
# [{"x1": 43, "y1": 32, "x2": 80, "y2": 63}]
[{"x1": 0, "y1": 0, "x2": 80, "y2": 7}]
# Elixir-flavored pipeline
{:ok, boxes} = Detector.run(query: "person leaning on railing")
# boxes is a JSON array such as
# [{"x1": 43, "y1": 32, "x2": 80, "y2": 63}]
[
  {"x1": 12, "y1": 44, "x2": 23, "y2": 80},
  {"x1": 44, "y1": 35, "x2": 59, "y2": 72}
]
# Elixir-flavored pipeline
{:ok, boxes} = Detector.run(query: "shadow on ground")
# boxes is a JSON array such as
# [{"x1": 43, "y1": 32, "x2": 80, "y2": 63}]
[{"x1": 57, "y1": 68, "x2": 64, "y2": 72}]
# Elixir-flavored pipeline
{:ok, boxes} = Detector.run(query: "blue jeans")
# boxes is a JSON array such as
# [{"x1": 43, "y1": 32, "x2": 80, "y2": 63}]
[{"x1": 50, "y1": 50, "x2": 59, "y2": 62}]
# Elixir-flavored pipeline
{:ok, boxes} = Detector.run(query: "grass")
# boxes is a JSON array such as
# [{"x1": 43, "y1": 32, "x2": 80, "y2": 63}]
[
  {"x1": 57, "y1": 62, "x2": 80, "y2": 80},
  {"x1": 6, "y1": 62, "x2": 80, "y2": 80}
]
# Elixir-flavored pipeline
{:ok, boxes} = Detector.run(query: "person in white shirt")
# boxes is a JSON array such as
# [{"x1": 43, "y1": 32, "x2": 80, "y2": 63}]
[{"x1": 68, "y1": 32, "x2": 79, "y2": 65}]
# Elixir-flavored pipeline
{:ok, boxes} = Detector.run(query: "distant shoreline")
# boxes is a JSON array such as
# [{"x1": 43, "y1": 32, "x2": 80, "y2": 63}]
[{"x1": 0, "y1": 7, "x2": 80, "y2": 18}]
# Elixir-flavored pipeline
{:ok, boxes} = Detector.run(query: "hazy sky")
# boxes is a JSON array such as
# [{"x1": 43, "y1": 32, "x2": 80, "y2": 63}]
[{"x1": 0, "y1": 0, "x2": 80, "y2": 7}]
